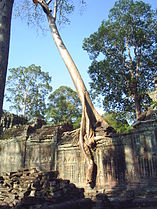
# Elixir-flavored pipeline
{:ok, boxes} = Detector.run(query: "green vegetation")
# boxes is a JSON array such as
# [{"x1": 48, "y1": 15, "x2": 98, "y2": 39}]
[
  {"x1": 83, "y1": 0, "x2": 157, "y2": 120},
  {"x1": 46, "y1": 86, "x2": 82, "y2": 129},
  {"x1": 103, "y1": 112, "x2": 132, "y2": 133},
  {"x1": 5, "y1": 69, "x2": 82, "y2": 128},
  {"x1": 6, "y1": 65, "x2": 52, "y2": 119}
]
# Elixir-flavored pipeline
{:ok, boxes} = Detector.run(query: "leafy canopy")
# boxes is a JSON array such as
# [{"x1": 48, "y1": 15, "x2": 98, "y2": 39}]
[
  {"x1": 83, "y1": 0, "x2": 157, "y2": 120},
  {"x1": 6, "y1": 64, "x2": 52, "y2": 119},
  {"x1": 46, "y1": 86, "x2": 82, "y2": 128}
]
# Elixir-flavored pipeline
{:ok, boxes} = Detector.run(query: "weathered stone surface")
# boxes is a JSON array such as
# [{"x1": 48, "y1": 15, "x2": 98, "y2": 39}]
[
  {"x1": 0, "y1": 122, "x2": 73, "y2": 174},
  {"x1": 0, "y1": 113, "x2": 157, "y2": 208},
  {"x1": 57, "y1": 113, "x2": 157, "y2": 201},
  {"x1": 0, "y1": 168, "x2": 88, "y2": 208},
  {"x1": 0, "y1": 112, "x2": 28, "y2": 133}
]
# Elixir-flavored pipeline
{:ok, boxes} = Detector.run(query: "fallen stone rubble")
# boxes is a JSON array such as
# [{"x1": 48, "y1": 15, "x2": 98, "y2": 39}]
[{"x1": 0, "y1": 168, "x2": 91, "y2": 209}]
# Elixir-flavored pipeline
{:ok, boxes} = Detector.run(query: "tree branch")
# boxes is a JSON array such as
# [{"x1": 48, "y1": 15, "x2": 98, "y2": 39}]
[
  {"x1": 132, "y1": 44, "x2": 139, "y2": 81},
  {"x1": 115, "y1": 45, "x2": 130, "y2": 70},
  {"x1": 53, "y1": 0, "x2": 57, "y2": 21},
  {"x1": 33, "y1": 0, "x2": 52, "y2": 15},
  {"x1": 46, "y1": 0, "x2": 52, "y2": 5},
  {"x1": 137, "y1": 41, "x2": 142, "y2": 71},
  {"x1": 134, "y1": 40, "x2": 142, "y2": 82},
  {"x1": 125, "y1": 36, "x2": 134, "y2": 79}
]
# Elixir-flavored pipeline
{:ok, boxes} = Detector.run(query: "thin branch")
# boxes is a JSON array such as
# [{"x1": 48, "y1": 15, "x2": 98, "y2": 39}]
[
  {"x1": 46, "y1": 0, "x2": 52, "y2": 5},
  {"x1": 132, "y1": 44, "x2": 139, "y2": 79},
  {"x1": 115, "y1": 45, "x2": 130, "y2": 70},
  {"x1": 34, "y1": 0, "x2": 52, "y2": 15},
  {"x1": 134, "y1": 40, "x2": 142, "y2": 81},
  {"x1": 138, "y1": 41, "x2": 142, "y2": 70},
  {"x1": 125, "y1": 36, "x2": 134, "y2": 79},
  {"x1": 133, "y1": 45, "x2": 137, "y2": 57},
  {"x1": 53, "y1": 0, "x2": 57, "y2": 21}
]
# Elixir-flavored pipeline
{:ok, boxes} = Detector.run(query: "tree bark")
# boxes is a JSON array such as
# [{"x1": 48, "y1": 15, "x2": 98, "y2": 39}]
[
  {"x1": 0, "y1": 0, "x2": 14, "y2": 119},
  {"x1": 47, "y1": 13, "x2": 109, "y2": 184},
  {"x1": 134, "y1": 94, "x2": 141, "y2": 119},
  {"x1": 36, "y1": 0, "x2": 110, "y2": 185},
  {"x1": 47, "y1": 15, "x2": 109, "y2": 126}
]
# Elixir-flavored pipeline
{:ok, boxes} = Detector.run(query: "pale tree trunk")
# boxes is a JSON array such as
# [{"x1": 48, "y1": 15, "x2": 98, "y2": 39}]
[
  {"x1": 23, "y1": 92, "x2": 27, "y2": 117},
  {"x1": 125, "y1": 36, "x2": 142, "y2": 120},
  {"x1": 134, "y1": 94, "x2": 141, "y2": 119},
  {"x1": 0, "y1": 0, "x2": 14, "y2": 119},
  {"x1": 129, "y1": 81, "x2": 142, "y2": 119},
  {"x1": 131, "y1": 82, "x2": 142, "y2": 119},
  {"x1": 35, "y1": 0, "x2": 110, "y2": 185}
]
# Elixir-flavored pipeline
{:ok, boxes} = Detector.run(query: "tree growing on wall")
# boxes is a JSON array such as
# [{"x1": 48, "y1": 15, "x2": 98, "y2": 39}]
[
  {"x1": 30, "y1": 0, "x2": 111, "y2": 185},
  {"x1": 6, "y1": 64, "x2": 52, "y2": 119},
  {"x1": 47, "y1": 86, "x2": 82, "y2": 128},
  {"x1": 0, "y1": 0, "x2": 111, "y2": 185},
  {"x1": 83, "y1": 0, "x2": 157, "y2": 120},
  {"x1": 0, "y1": 0, "x2": 14, "y2": 119}
]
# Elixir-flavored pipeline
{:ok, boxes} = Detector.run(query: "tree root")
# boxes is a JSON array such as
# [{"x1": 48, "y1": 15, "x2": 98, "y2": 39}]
[{"x1": 79, "y1": 98, "x2": 97, "y2": 185}]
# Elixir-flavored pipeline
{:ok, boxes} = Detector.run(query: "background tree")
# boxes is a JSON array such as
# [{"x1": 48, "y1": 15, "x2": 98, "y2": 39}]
[
  {"x1": 0, "y1": 0, "x2": 49, "y2": 121},
  {"x1": 6, "y1": 64, "x2": 52, "y2": 119},
  {"x1": 0, "y1": 0, "x2": 14, "y2": 120},
  {"x1": 103, "y1": 112, "x2": 131, "y2": 133},
  {"x1": 46, "y1": 86, "x2": 82, "y2": 128},
  {"x1": 83, "y1": 0, "x2": 157, "y2": 120}
]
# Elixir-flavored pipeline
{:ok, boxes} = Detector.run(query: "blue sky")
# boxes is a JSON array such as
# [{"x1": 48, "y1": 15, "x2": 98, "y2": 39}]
[{"x1": 5, "y1": 0, "x2": 157, "y2": 112}]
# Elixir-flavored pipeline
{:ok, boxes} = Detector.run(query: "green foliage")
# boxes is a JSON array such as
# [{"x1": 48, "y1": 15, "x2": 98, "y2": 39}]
[
  {"x1": 103, "y1": 112, "x2": 132, "y2": 133},
  {"x1": 151, "y1": 101, "x2": 157, "y2": 110},
  {"x1": 83, "y1": 0, "x2": 157, "y2": 119},
  {"x1": 46, "y1": 86, "x2": 82, "y2": 128},
  {"x1": 6, "y1": 64, "x2": 52, "y2": 119}
]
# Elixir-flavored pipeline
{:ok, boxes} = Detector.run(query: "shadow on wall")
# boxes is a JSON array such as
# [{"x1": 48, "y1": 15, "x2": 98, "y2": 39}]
[
  {"x1": 0, "y1": 120, "x2": 64, "y2": 175},
  {"x1": 101, "y1": 130, "x2": 157, "y2": 195},
  {"x1": 100, "y1": 124, "x2": 157, "y2": 208},
  {"x1": 101, "y1": 138, "x2": 126, "y2": 192},
  {"x1": 56, "y1": 120, "x2": 157, "y2": 207}
]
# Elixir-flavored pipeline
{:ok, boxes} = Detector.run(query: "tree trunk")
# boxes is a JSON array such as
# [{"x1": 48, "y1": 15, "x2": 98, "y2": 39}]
[
  {"x1": 47, "y1": 14, "x2": 109, "y2": 184},
  {"x1": 36, "y1": 0, "x2": 110, "y2": 186},
  {"x1": 131, "y1": 79, "x2": 142, "y2": 119},
  {"x1": 47, "y1": 16, "x2": 109, "y2": 126},
  {"x1": 134, "y1": 95, "x2": 141, "y2": 119},
  {"x1": 0, "y1": 0, "x2": 14, "y2": 119}
]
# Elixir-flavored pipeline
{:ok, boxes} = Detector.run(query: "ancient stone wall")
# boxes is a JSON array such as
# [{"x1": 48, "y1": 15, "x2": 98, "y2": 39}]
[
  {"x1": 56, "y1": 119, "x2": 157, "y2": 198},
  {"x1": 0, "y1": 114, "x2": 157, "y2": 200},
  {"x1": 0, "y1": 122, "x2": 74, "y2": 174},
  {"x1": 0, "y1": 126, "x2": 57, "y2": 174}
]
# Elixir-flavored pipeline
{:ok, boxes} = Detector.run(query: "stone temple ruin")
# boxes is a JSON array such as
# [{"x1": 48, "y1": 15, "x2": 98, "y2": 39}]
[
  {"x1": 0, "y1": 85, "x2": 157, "y2": 208},
  {"x1": 0, "y1": 109, "x2": 157, "y2": 209}
]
